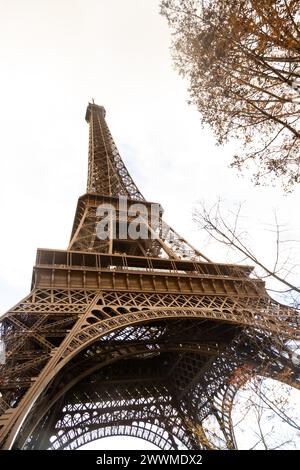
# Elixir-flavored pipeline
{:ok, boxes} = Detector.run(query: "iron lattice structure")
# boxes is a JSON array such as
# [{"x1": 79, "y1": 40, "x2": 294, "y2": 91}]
[{"x1": 0, "y1": 103, "x2": 299, "y2": 450}]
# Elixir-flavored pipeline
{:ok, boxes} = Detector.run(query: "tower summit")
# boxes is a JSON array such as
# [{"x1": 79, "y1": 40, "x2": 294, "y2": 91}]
[
  {"x1": 84, "y1": 102, "x2": 143, "y2": 199},
  {"x1": 0, "y1": 103, "x2": 299, "y2": 450}
]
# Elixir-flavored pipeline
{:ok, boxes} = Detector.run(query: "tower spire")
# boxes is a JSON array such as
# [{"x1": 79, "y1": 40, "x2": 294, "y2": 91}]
[
  {"x1": 85, "y1": 102, "x2": 144, "y2": 200},
  {"x1": 68, "y1": 102, "x2": 210, "y2": 260}
]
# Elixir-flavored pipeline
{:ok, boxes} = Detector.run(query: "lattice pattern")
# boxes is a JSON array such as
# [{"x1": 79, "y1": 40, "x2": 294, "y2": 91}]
[
  {"x1": 86, "y1": 103, "x2": 144, "y2": 200},
  {"x1": 69, "y1": 103, "x2": 210, "y2": 260},
  {"x1": 1, "y1": 102, "x2": 299, "y2": 451}
]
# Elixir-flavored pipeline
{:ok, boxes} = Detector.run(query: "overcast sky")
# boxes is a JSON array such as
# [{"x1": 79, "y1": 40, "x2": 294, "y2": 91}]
[{"x1": 0, "y1": 0, "x2": 299, "y2": 449}]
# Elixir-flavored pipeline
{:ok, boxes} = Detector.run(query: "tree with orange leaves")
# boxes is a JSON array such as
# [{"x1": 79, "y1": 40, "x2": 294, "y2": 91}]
[{"x1": 161, "y1": 0, "x2": 300, "y2": 190}]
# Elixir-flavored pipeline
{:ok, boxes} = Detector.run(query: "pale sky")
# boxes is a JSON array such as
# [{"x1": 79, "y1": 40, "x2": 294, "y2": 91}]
[{"x1": 0, "y1": 0, "x2": 299, "y2": 450}]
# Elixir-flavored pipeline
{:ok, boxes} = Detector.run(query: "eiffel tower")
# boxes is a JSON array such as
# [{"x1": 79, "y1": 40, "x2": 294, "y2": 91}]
[{"x1": 0, "y1": 103, "x2": 299, "y2": 450}]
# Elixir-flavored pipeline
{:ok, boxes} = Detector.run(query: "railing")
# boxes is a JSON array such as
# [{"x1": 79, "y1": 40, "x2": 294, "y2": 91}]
[{"x1": 35, "y1": 249, "x2": 253, "y2": 280}]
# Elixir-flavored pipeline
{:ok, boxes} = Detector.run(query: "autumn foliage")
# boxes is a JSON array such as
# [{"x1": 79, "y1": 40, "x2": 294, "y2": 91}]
[{"x1": 161, "y1": 0, "x2": 300, "y2": 190}]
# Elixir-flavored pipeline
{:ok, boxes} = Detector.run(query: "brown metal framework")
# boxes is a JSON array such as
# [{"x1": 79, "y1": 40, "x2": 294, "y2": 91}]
[{"x1": 0, "y1": 103, "x2": 299, "y2": 450}]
